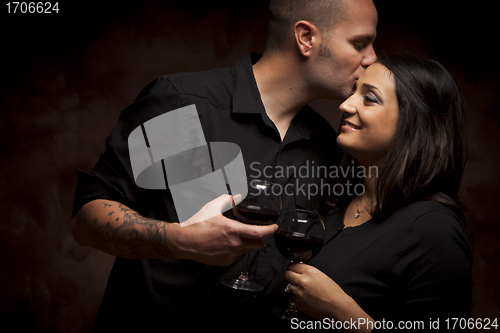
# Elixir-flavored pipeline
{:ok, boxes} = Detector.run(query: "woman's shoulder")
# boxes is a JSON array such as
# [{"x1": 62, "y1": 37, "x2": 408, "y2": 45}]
[
  {"x1": 389, "y1": 200, "x2": 462, "y2": 229},
  {"x1": 381, "y1": 200, "x2": 470, "y2": 254},
  {"x1": 390, "y1": 200, "x2": 471, "y2": 263}
]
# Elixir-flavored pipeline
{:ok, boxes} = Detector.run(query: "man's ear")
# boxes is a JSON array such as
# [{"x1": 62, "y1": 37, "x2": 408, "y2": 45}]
[{"x1": 293, "y1": 20, "x2": 319, "y2": 57}]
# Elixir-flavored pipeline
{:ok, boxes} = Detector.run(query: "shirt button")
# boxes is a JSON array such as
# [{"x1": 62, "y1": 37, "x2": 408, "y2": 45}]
[{"x1": 262, "y1": 244, "x2": 270, "y2": 252}]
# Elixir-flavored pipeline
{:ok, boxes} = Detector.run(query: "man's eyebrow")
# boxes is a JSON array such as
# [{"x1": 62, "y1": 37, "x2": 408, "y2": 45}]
[
  {"x1": 351, "y1": 33, "x2": 376, "y2": 43},
  {"x1": 362, "y1": 83, "x2": 383, "y2": 97}
]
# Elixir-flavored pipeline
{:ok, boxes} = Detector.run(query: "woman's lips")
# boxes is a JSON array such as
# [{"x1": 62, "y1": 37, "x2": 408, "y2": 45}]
[{"x1": 341, "y1": 120, "x2": 361, "y2": 131}]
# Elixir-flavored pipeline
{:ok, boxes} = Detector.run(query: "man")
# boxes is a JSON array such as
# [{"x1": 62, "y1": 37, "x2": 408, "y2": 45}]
[{"x1": 71, "y1": 0, "x2": 377, "y2": 330}]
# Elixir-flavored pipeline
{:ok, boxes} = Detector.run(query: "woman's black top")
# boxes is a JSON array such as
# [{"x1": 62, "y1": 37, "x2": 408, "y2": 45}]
[{"x1": 309, "y1": 200, "x2": 472, "y2": 331}]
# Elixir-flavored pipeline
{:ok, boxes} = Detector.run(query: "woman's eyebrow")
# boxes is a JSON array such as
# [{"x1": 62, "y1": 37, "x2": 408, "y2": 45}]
[{"x1": 362, "y1": 83, "x2": 383, "y2": 97}]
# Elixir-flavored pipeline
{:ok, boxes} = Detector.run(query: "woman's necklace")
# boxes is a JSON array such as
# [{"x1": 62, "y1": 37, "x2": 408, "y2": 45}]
[{"x1": 354, "y1": 196, "x2": 371, "y2": 218}]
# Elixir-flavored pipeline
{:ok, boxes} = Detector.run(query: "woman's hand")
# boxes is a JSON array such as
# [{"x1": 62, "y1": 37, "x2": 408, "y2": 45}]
[
  {"x1": 286, "y1": 262, "x2": 375, "y2": 332},
  {"x1": 286, "y1": 262, "x2": 348, "y2": 319}
]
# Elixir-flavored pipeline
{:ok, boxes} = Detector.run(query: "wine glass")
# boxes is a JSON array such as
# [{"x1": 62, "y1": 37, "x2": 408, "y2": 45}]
[
  {"x1": 272, "y1": 209, "x2": 325, "y2": 319},
  {"x1": 221, "y1": 178, "x2": 282, "y2": 292}
]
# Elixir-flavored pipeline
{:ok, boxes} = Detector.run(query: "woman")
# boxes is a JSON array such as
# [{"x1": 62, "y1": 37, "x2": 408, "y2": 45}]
[{"x1": 286, "y1": 56, "x2": 472, "y2": 331}]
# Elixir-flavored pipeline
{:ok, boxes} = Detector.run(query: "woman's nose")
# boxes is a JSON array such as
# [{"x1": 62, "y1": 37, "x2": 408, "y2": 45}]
[{"x1": 339, "y1": 96, "x2": 356, "y2": 115}]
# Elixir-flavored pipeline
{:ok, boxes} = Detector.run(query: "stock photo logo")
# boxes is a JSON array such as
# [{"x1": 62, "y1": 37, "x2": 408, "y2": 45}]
[{"x1": 127, "y1": 104, "x2": 247, "y2": 225}]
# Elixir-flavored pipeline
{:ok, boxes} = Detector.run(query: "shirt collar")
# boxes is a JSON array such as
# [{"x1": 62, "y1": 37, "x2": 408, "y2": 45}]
[
  {"x1": 290, "y1": 107, "x2": 314, "y2": 140},
  {"x1": 230, "y1": 53, "x2": 317, "y2": 141},
  {"x1": 231, "y1": 53, "x2": 264, "y2": 115}
]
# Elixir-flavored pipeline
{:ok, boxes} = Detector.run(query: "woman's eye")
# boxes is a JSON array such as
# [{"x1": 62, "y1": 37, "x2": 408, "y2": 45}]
[{"x1": 363, "y1": 94, "x2": 378, "y2": 104}]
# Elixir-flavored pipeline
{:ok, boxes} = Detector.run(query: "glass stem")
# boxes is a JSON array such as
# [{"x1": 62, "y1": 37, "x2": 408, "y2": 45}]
[
  {"x1": 238, "y1": 249, "x2": 251, "y2": 281},
  {"x1": 285, "y1": 297, "x2": 298, "y2": 315},
  {"x1": 285, "y1": 260, "x2": 302, "y2": 315}
]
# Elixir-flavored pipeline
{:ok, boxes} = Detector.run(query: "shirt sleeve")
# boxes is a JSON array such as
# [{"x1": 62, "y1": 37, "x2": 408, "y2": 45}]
[
  {"x1": 72, "y1": 77, "x2": 183, "y2": 218},
  {"x1": 392, "y1": 209, "x2": 472, "y2": 330}
]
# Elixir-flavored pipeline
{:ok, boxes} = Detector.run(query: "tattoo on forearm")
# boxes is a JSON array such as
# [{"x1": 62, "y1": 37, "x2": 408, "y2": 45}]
[{"x1": 86, "y1": 201, "x2": 172, "y2": 259}]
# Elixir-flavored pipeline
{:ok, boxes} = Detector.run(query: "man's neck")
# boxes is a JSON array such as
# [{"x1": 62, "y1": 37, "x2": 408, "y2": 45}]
[{"x1": 253, "y1": 52, "x2": 312, "y2": 141}]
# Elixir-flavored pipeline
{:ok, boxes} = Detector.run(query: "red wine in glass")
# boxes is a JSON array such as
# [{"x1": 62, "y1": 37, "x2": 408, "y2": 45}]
[
  {"x1": 274, "y1": 230, "x2": 323, "y2": 262},
  {"x1": 221, "y1": 179, "x2": 282, "y2": 292},
  {"x1": 232, "y1": 204, "x2": 281, "y2": 225},
  {"x1": 272, "y1": 209, "x2": 325, "y2": 319}
]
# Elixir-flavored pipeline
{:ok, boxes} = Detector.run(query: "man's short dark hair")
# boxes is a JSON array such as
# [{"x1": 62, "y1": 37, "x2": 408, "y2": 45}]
[{"x1": 265, "y1": 0, "x2": 348, "y2": 52}]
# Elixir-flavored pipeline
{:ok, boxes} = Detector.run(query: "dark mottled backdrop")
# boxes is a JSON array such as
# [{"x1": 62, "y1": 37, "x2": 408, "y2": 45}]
[{"x1": 1, "y1": 1, "x2": 498, "y2": 331}]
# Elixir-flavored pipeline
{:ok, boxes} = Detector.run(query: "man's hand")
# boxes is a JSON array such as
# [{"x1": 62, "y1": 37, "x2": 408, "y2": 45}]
[{"x1": 167, "y1": 194, "x2": 278, "y2": 266}]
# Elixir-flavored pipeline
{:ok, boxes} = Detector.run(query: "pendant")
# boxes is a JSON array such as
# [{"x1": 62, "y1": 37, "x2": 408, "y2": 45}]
[{"x1": 354, "y1": 210, "x2": 360, "y2": 218}]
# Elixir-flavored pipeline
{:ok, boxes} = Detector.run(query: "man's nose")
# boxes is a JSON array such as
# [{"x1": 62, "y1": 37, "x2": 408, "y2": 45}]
[{"x1": 361, "y1": 45, "x2": 377, "y2": 69}]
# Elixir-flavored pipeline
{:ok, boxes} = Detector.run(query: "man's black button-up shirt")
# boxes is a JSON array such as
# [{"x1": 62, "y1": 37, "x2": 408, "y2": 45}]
[{"x1": 73, "y1": 53, "x2": 340, "y2": 330}]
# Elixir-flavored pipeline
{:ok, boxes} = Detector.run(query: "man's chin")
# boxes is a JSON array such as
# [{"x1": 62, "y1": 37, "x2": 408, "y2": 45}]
[{"x1": 339, "y1": 89, "x2": 353, "y2": 100}]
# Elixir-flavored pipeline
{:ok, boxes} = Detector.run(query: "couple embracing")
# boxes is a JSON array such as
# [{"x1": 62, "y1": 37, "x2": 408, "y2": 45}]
[{"x1": 72, "y1": 0, "x2": 471, "y2": 331}]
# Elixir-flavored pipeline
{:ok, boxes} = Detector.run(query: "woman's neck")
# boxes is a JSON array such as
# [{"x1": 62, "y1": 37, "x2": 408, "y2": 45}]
[{"x1": 359, "y1": 164, "x2": 377, "y2": 209}]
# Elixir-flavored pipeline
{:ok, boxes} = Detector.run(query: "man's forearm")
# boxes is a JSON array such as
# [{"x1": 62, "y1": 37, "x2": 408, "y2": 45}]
[
  {"x1": 72, "y1": 195, "x2": 278, "y2": 265},
  {"x1": 72, "y1": 199, "x2": 173, "y2": 259}
]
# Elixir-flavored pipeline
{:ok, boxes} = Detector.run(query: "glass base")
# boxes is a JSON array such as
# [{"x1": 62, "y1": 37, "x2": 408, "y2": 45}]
[
  {"x1": 221, "y1": 277, "x2": 264, "y2": 292},
  {"x1": 271, "y1": 304, "x2": 310, "y2": 320}
]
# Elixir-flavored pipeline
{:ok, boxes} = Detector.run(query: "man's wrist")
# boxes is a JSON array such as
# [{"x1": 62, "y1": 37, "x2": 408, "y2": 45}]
[{"x1": 164, "y1": 221, "x2": 183, "y2": 260}]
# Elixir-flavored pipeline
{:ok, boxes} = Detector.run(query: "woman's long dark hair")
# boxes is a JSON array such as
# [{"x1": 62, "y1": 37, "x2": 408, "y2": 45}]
[{"x1": 332, "y1": 55, "x2": 468, "y2": 227}]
